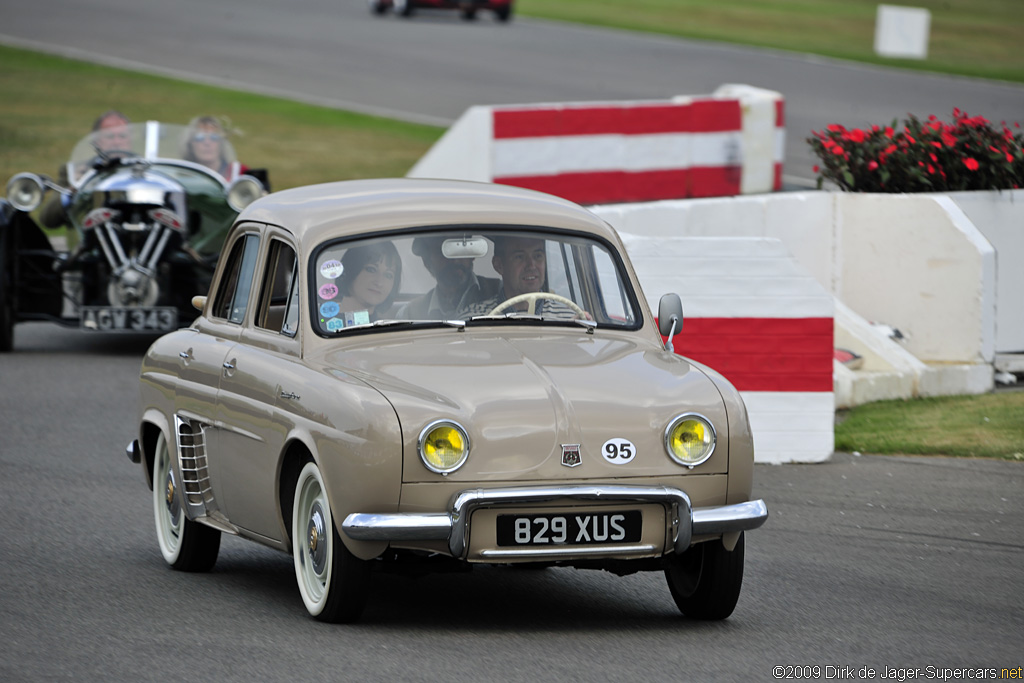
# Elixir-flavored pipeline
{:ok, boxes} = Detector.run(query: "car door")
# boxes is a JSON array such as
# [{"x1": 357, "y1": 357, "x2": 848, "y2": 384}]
[
  {"x1": 177, "y1": 229, "x2": 262, "y2": 522},
  {"x1": 213, "y1": 233, "x2": 301, "y2": 541}
]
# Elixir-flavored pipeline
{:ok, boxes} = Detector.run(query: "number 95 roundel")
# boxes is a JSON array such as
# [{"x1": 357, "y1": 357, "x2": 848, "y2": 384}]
[{"x1": 602, "y1": 438, "x2": 636, "y2": 465}]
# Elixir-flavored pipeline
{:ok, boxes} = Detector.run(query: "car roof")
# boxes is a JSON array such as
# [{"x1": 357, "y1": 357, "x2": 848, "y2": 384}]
[{"x1": 236, "y1": 178, "x2": 620, "y2": 248}]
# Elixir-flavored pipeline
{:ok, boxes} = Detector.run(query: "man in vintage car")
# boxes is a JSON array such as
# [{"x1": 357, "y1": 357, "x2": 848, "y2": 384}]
[
  {"x1": 398, "y1": 234, "x2": 499, "y2": 319},
  {"x1": 460, "y1": 234, "x2": 579, "y2": 320}
]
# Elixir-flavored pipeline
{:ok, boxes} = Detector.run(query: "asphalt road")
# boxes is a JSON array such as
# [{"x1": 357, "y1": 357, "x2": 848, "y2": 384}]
[
  {"x1": 1, "y1": 323, "x2": 1022, "y2": 681},
  {"x1": 1, "y1": 3, "x2": 1023, "y2": 679},
  {"x1": 2, "y1": 0, "x2": 1023, "y2": 184}
]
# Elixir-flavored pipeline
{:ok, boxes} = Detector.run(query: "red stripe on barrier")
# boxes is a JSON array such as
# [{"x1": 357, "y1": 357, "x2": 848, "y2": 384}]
[
  {"x1": 493, "y1": 109, "x2": 563, "y2": 139},
  {"x1": 496, "y1": 169, "x2": 698, "y2": 204},
  {"x1": 659, "y1": 317, "x2": 833, "y2": 392},
  {"x1": 690, "y1": 99, "x2": 742, "y2": 132},
  {"x1": 493, "y1": 102, "x2": 734, "y2": 139},
  {"x1": 688, "y1": 166, "x2": 742, "y2": 197},
  {"x1": 775, "y1": 99, "x2": 785, "y2": 128},
  {"x1": 621, "y1": 104, "x2": 692, "y2": 134},
  {"x1": 496, "y1": 166, "x2": 744, "y2": 203},
  {"x1": 773, "y1": 163, "x2": 784, "y2": 191}
]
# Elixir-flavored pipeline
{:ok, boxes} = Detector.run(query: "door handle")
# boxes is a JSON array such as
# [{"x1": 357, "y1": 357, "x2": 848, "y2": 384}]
[
  {"x1": 222, "y1": 361, "x2": 235, "y2": 370},
  {"x1": 280, "y1": 391, "x2": 300, "y2": 400}
]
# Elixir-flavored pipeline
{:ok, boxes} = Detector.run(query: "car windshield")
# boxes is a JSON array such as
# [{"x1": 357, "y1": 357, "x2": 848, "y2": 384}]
[
  {"x1": 310, "y1": 228, "x2": 641, "y2": 335},
  {"x1": 65, "y1": 121, "x2": 239, "y2": 187}
]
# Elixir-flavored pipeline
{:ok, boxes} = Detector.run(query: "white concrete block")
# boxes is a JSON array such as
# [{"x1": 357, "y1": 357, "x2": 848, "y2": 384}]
[{"x1": 875, "y1": 5, "x2": 931, "y2": 59}]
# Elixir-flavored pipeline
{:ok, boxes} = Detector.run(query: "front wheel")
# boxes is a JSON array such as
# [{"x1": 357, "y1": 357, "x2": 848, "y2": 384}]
[
  {"x1": 292, "y1": 461, "x2": 370, "y2": 623},
  {"x1": 152, "y1": 432, "x2": 220, "y2": 571},
  {"x1": 664, "y1": 533, "x2": 745, "y2": 620}
]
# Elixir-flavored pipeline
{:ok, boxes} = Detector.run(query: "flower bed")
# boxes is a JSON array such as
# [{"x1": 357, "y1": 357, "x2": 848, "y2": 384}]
[{"x1": 808, "y1": 110, "x2": 1024, "y2": 192}]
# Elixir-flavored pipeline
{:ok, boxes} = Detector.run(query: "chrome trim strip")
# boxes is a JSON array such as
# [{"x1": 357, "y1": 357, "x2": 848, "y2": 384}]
[
  {"x1": 340, "y1": 484, "x2": 769, "y2": 561},
  {"x1": 480, "y1": 544, "x2": 657, "y2": 559},
  {"x1": 342, "y1": 513, "x2": 451, "y2": 541},
  {"x1": 692, "y1": 500, "x2": 769, "y2": 535}
]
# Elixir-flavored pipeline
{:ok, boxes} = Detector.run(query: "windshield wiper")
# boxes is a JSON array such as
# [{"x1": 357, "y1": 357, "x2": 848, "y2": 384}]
[
  {"x1": 353, "y1": 318, "x2": 467, "y2": 330},
  {"x1": 468, "y1": 313, "x2": 543, "y2": 323},
  {"x1": 466, "y1": 314, "x2": 596, "y2": 333}
]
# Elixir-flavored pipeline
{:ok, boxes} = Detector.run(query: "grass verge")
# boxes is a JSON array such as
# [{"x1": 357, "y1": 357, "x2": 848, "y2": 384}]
[
  {"x1": 517, "y1": 0, "x2": 1024, "y2": 84},
  {"x1": 835, "y1": 392, "x2": 1024, "y2": 460}
]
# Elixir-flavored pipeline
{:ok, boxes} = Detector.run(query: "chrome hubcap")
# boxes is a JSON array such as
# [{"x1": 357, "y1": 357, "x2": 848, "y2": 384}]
[
  {"x1": 307, "y1": 502, "x2": 327, "y2": 575},
  {"x1": 164, "y1": 470, "x2": 180, "y2": 525}
]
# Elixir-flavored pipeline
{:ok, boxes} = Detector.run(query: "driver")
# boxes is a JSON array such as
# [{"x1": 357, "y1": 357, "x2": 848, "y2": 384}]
[
  {"x1": 40, "y1": 110, "x2": 132, "y2": 228},
  {"x1": 398, "y1": 235, "x2": 499, "y2": 320},
  {"x1": 459, "y1": 235, "x2": 581, "y2": 320}
]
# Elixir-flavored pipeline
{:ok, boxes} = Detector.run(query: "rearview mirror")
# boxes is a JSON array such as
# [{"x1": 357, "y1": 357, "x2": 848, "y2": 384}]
[
  {"x1": 658, "y1": 293, "x2": 683, "y2": 352},
  {"x1": 442, "y1": 236, "x2": 489, "y2": 259}
]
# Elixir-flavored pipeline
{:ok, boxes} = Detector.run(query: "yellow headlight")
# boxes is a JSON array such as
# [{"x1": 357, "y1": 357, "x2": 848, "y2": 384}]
[
  {"x1": 665, "y1": 414, "x2": 716, "y2": 467},
  {"x1": 418, "y1": 421, "x2": 470, "y2": 474}
]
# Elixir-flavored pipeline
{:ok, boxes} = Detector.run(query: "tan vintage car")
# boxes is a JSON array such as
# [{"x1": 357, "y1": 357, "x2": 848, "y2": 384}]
[{"x1": 127, "y1": 178, "x2": 768, "y2": 623}]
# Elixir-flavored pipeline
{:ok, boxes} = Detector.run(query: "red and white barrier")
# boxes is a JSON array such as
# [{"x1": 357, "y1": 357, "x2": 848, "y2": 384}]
[
  {"x1": 622, "y1": 234, "x2": 834, "y2": 464},
  {"x1": 408, "y1": 84, "x2": 784, "y2": 204}
]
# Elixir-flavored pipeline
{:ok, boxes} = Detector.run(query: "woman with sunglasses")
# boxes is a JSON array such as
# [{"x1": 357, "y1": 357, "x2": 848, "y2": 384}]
[{"x1": 181, "y1": 115, "x2": 248, "y2": 181}]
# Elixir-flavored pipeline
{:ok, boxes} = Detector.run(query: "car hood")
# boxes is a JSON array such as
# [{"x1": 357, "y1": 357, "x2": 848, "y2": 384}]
[{"x1": 318, "y1": 330, "x2": 729, "y2": 483}]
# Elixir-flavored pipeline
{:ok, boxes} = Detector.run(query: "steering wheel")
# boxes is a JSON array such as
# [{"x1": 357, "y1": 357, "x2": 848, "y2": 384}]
[{"x1": 488, "y1": 292, "x2": 587, "y2": 317}]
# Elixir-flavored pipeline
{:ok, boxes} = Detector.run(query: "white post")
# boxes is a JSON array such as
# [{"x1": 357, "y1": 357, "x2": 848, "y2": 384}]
[{"x1": 874, "y1": 5, "x2": 931, "y2": 59}]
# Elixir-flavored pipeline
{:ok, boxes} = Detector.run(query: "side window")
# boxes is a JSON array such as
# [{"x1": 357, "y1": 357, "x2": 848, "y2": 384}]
[
  {"x1": 212, "y1": 234, "x2": 261, "y2": 324},
  {"x1": 592, "y1": 246, "x2": 633, "y2": 324},
  {"x1": 255, "y1": 239, "x2": 299, "y2": 336}
]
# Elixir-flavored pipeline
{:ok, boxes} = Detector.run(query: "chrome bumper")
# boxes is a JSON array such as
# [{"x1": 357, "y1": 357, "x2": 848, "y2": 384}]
[{"x1": 342, "y1": 484, "x2": 768, "y2": 560}]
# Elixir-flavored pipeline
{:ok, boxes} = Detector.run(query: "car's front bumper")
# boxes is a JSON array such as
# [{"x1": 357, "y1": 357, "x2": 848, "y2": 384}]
[{"x1": 342, "y1": 484, "x2": 767, "y2": 560}]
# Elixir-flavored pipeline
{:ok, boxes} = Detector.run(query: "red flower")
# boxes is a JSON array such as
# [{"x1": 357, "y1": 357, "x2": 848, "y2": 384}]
[
  {"x1": 868, "y1": 161, "x2": 879, "y2": 171},
  {"x1": 906, "y1": 135, "x2": 917, "y2": 144},
  {"x1": 930, "y1": 153, "x2": 938, "y2": 163},
  {"x1": 832, "y1": 146, "x2": 845, "y2": 155},
  {"x1": 964, "y1": 158, "x2": 980, "y2": 171},
  {"x1": 848, "y1": 129, "x2": 866, "y2": 143},
  {"x1": 813, "y1": 165, "x2": 820, "y2": 173},
  {"x1": 885, "y1": 126, "x2": 894, "y2": 138},
  {"x1": 941, "y1": 132, "x2": 957, "y2": 147},
  {"x1": 1007, "y1": 153, "x2": 1014, "y2": 163}
]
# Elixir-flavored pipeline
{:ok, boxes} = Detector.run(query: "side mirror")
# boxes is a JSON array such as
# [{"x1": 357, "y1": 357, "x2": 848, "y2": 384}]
[
  {"x1": 191, "y1": 295, "x2": 207, "y2": 312},
  {"x1": 658, "y1": 293, "x2": 683, "y2": 352}
]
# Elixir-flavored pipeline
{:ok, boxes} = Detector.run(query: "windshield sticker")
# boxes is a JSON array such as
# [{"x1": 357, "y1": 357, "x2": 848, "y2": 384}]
[
  {"x1": 602, "y1": 438, "x2": 637, "y2": 465},
  {"x1": 318, "y1": 283, "x2": 338, "y2": 300},
  {"x1": 319, "y1": 301, "x2": 340, "y2": 318},
  {"x1": 344, "y1": 310, "x2": 370, "y2": 327},
  {"x1": 325, "y1": 317, "x2": 345, "y2": 332},
  {"x1": 320, "y1": 259, "x2": 343, "y2": 279}
]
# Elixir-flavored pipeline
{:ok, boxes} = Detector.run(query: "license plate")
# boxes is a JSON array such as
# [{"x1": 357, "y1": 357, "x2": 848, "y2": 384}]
[
  {"x1": 496, "y1": 510, "x2": 642, "y2": 547},
  {"x1": 80, "y1": 306, "x2": 178, "y2": 332}
]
